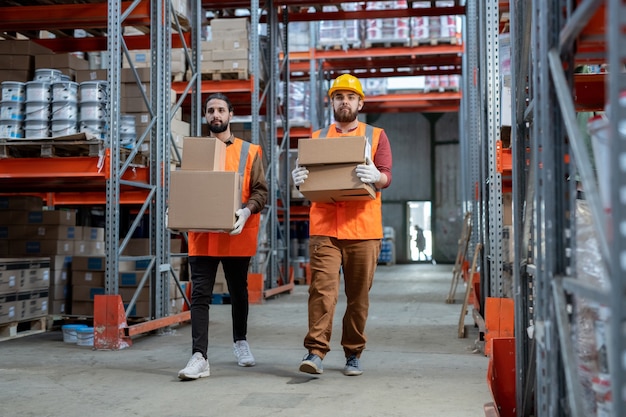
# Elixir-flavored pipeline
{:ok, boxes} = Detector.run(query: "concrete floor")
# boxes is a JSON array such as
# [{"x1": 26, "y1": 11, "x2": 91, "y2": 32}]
[{"x1": 0, "y1": 263, "x2": 491, "y2": 417}]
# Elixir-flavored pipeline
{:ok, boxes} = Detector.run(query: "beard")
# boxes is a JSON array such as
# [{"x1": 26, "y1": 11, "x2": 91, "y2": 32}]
[
  {"x1": 208, "y1": 120, "x2": 228, "y2": 134},
  {"x1": 333, "y1": 106, "x2": 358, "y2": 123}
]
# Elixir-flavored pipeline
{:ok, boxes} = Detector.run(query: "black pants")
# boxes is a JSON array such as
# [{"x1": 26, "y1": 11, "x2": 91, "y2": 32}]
[{"x1": 189, "y1": 256, "x2": 251, "y2": 358}]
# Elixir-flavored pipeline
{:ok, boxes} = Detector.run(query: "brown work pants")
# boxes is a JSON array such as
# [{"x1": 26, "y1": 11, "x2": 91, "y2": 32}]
[{"x1": 304, "y1": 235, "x2": 382, "y2": 359}]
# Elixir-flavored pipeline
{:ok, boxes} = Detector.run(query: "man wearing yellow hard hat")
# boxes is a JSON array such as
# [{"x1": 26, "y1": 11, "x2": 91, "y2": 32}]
[{"x1": 292, "y1": 73, "x2": 393, "y2": 376}]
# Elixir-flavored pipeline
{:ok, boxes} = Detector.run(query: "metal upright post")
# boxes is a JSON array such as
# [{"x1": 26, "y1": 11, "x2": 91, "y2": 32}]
[
  {"x1": 607, "y1": 1, "x2": 626, "y2": 415},
  {"x1": 105, "y1": 0, "x2": 122, "y2": 296}
]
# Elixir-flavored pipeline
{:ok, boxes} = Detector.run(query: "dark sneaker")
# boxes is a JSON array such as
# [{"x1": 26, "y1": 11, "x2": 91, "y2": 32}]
[
  {"x1": 299, "y1": 353, "x2": 323, "y2": 374},
  {"x1": 343, "y1": 355, "x2": 363, "y2": 376}
]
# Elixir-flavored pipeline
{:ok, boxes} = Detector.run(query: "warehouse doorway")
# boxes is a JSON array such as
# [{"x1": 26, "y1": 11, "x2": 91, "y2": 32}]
[{"x1": 408, "y1": 201, "x2": 432, "y2": 262}]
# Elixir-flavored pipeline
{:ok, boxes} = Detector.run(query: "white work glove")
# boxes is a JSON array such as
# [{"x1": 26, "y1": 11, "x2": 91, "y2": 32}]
[
  {"x1": 355, "y1": 156, "x2": 381, "y2": 184},
  {"x1": 291, "y1": 164, "x2": 309, "y2": 186},
  {"x1": 230, "y1": 207, "x2": 251, "y2": 235}
]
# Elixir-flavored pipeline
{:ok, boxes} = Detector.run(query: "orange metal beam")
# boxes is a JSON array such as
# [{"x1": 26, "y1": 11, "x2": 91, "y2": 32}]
[
  {"x1": 0, "y1": 1, "x2": 151, "y2": 32},
  {"x1": 124, "y1": 311, "x2": 191, "y2": 337},
  {"x1": 33, "y1": 32, "x2": 192, "y2": 53},
  {"x1": 171, "y1": 77, "x2": 255, "y2": 95}
]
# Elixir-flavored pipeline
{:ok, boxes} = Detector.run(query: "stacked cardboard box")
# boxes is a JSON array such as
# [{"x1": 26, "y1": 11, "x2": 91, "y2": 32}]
[
  {"x1": 34, "y1": 53, "x2": 89, "y2": 81},
  {"x1": 0, "y1": 257, "x2": 50, "y2": 324},
  {"x1": 200, "y1": 18, "x2": 250, "y2": 76},
  {"x1": 49, "y1": 255, "x2": 71, "y2": 315},
  {"x1": 0, "y1": 40, "x2": 53, "y2": 83},
  {"x1": 297, "y1": 136, "x2": 376, "y2": 203},
  {"x1": 168, "y1": 137, "x2": 241, "y2": 231}
]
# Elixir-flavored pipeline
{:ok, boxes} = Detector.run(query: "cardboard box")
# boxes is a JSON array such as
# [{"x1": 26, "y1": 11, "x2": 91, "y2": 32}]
[
  {"x1": 70, "y1": 300, "x2": 93, "y2": 316},
  {"x1": 168, "y1": 171, "x2": 241, "y2": 231},
  {"x1": 0, "y1": 40, "x2": 53, "y2": 56},
  {"x1": 73, "y1": 240, "x2": 106, "y2": 256},
  {"x1": 298, "y1": 136, "x2": 368, "y2": 166},
  {"x1": 181, "y1": 137, "x2": 226, "y2": 171},
  {"x1": 18, "y1": 267, "x2": 49, "y2": 292},
  {"x1": 0, "y1": 294, "x2": 17, "y2": 324},
  {"x1": 0, "y1": 69, "x2": 31, "y2": 82},
  {"x1": 212, "y1": 49, "x2": 248, "y2": 61},
  {"x1": 9, "y1": 240, "x2": 74, "y2": 256},
  {"x1": 72, "y1": 271, "x2": 105, "y2": 287},
  {"x1": 0, "y1": 55, "x2": 33, "y2": 70},
  {"x1": 0, "y1": 196, "x2": 43, "y2": 211},
  {"x1": 35, "y1": 53, "x2": 89, "y2": 71},
  {"x1": 71, "y1": 256, "x2": 106, "y2": 271},
  {"x1": 71, "y1": 285, "x2": 105, "y2": 301},
  {"x1": 82, "y1": 227, "x2": 105, "y2": 241},
  {"x1": 299, "y1": 163, "x2": 376, "y2": 203},
  {"x1": 211, "y1": 18, "x2": 249, "y2": 32}
]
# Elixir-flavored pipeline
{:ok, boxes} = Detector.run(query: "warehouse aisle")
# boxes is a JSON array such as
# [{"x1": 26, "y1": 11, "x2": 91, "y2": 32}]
[{"x1": 0, "y1": 263, "x2": 490, "y2": 417}]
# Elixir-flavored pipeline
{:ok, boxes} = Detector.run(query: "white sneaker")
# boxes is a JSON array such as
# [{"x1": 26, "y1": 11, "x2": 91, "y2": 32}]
[
  {"x1": 233, "y1": 340, "x2": 256, "y2": 367},
  {"x1": 178, "y1": 352, "x2": 210, "y2": 380}
]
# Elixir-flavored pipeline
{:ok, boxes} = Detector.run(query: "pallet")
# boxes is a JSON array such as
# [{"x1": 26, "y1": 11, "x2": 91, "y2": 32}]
[
  {"x1": 364, "y1": 39, "x2": 410, "y2": 48},
  {"x1": 316, "y1": 41, "x2": 362, "y2": 51},
  {"x1": 0, "y1": 138, "x2": 105, "y2": 159},
  {"x1": 412, "y1": 37, "x2": 459, "y2": 46},
  {"x1": 0, "y1": 317, "x2": 47, "y2": 342},
  {"x1": 200, "y1": 71, "x2": 249, "y2": 81}
]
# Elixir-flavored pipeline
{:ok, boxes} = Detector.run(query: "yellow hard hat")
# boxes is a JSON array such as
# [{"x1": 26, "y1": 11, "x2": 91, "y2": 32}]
[{"x1": 328, "y1": 74, "x2": 365, "y2": 100}]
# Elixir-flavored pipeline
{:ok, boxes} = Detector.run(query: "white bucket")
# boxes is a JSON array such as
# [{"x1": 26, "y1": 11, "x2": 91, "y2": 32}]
[
  {"x1": 0, "y1": 81, "x2": 26, "y2": 102},
  {"x1": 34, "y1": 68, "x2": 63, "y2": 83},
  {"x1": 76, "y1": 326, "x2": 95, "y2": 347},
  {"x1": 79, "y1": 80, "x2": 108, "y2": 102},
  {"x1": 79, "y1": 101, "x2": 107, "y2": 121},
  {"x1": 0, "y1": 101, "x2": 25, "y2": 121},
  {"x1": 51, "y1": 101, "x2": 78, "y2": 120},
  {"x1": 61, "y1": 324, "x2": 88, "y2": 343},
  {"x1": 80, "y1": 120, "x2": 108, "y2": 140},
  {"x1": 0, "y1": 120, "x2": 24, "y2": 139},
  {"x1": 24, "y1": 119, "x2": 49, "y2": 139},
  {"x1": 24, "y1": 101, "x2": 50, "y2": 121},
  {"x1": 587, "y1": 115, "x2": 611, "y2": 212},
  {"x1": 25, "y1": 81, "x2": 51, "y2": 102},
  {"x1": 51, "y1": 81, "x2": 79, "y2": 102},
  {"x1": 51, "y1": 119, "x2": 78, "y2": 136}
]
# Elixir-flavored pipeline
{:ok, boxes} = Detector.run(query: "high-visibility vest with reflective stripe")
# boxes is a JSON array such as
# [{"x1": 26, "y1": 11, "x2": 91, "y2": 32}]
[
  {"x1": 188, "y1": 138, "x2": 262, "y2": 257},
  {"x1": 309, "y1": 122, "x2": 384, "y2": 240}
]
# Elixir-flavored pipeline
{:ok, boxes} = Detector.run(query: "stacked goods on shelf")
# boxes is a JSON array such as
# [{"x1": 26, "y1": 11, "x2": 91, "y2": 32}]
[
  {"x1": 49, "y1": 255, "x2": 71, "y2": 315},
  {"x1": 74, "y1": 67, "x2": 189, "y2": 159},
  {"x1": 0, "y1": 40, "x2": 53, "y2": 83},
  {"x1": 122, "y1": 27, "x2": 186, "y2": 81},
  {"x1": 0, "y1": 257, "x2": 50, "y2": 326},
  {"x1": 378, "y1": 226, "x2": 396, "y2": 265},
  {"x1": 365, "y1": 1, "x2": 410, "y2": 47},
  {"x1": 168, "y1": 137, "x2": 241, "y2": 231},
  {"x1": 363, "y1": 78, "x2": 387, "y2": 96},
  {"x1": 318, "y1": 4, "x2": 361, "y2": 49},
  {"x1": 197, "y1": 18, "x2": 250, "y2": 80},
  {"x1": 411, "y1": 1, "x2": 460, "y2": 45},
  {"x1": 297, "y1": 136, "x2": 376, "y2": 202},
  {"x1": 287, "y1": 22, "x2": 310, "y2": 52},
  {"x1": 282, "y1": 82, "x2": 310, "y2": 123}
]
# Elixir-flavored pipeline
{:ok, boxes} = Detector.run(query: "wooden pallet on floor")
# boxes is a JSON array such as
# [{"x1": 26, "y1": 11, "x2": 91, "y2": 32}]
[
  {"x1": 0, "y1": 138, "x2": 105, "y2": 159},
  {"x1": 364, "y1": 39, "x2": 410, "y2": 48},
  {"x1": 412, "y1": 36, "x2": 459, "y2": 46},
  {"x1": 0, "y1": 317, "x2": 47, "y2": 342}
]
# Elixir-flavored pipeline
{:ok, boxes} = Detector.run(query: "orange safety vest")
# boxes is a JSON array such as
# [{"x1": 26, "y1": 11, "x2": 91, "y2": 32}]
[
  {"x1": 309, "y1": 122, "x2": 384, "y2": 240},
  {"x1": 188, "y1": 138, "x2": 262, "y2": 257}
]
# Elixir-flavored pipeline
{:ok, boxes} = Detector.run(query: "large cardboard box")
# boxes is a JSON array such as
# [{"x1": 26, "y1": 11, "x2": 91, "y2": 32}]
[
  {"x1": 299, "y1": 163, "x2": 376, "y2": 203},
  {"x1": 181, "y1": 137, "x2": 226, "y2": 171},
  {"x1": 297, "y1": 136, "x2": 368, "y2": 166},
  {"x1": 0, "y1": 40, "x2": 53, "y2": 56},
  {"x1": 297, "y1": 136, "x2": 375, "y2": 202},
  {"x1": 168, "y1": 171, "x2": 241, "y2": 231}
]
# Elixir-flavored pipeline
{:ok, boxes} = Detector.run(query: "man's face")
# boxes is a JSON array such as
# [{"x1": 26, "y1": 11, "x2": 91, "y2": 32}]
[
  {"x1": 205, "y1": 98, "x2": 231, "y2": 134},
  {"x1": 331, "y1": 90, "x2": 363, "y2": 123}
]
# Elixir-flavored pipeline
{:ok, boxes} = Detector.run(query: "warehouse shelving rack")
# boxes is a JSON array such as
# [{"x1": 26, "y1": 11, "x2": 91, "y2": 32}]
[{"x1": 498, "y1": 0, "x2": 625, "y2": 415}]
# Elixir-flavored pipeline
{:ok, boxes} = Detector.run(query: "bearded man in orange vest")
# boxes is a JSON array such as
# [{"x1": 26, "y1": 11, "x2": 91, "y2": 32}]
[
  {"x1": 291, "y1": 74, "x2": 393, "y2": 376},
  {"x1": 178, "y1": 93, "x2": 268, "y2": 380}
]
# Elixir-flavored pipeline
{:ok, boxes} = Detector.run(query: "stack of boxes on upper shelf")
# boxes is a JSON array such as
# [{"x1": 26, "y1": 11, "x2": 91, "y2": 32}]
[
  {"x1": 0, "y1": 195, "x2": 187, "y2": 328},
  {"x1": 196, "y1": 18, "x2": 252, "y2": 81}
]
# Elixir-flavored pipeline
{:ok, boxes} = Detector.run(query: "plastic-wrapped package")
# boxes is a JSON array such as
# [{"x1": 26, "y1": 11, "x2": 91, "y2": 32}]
[{"x1": 572, "y1": 199, "x2": 612, "y2": 415}]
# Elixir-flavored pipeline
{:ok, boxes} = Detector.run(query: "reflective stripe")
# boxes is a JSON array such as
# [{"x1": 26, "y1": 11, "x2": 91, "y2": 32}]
[
  {"x1": 238, "y1": 141, "x2": 250, "y2": 176},
  {"x1": 318, "y1": 125, "x2": 373, "y2": 147}
]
